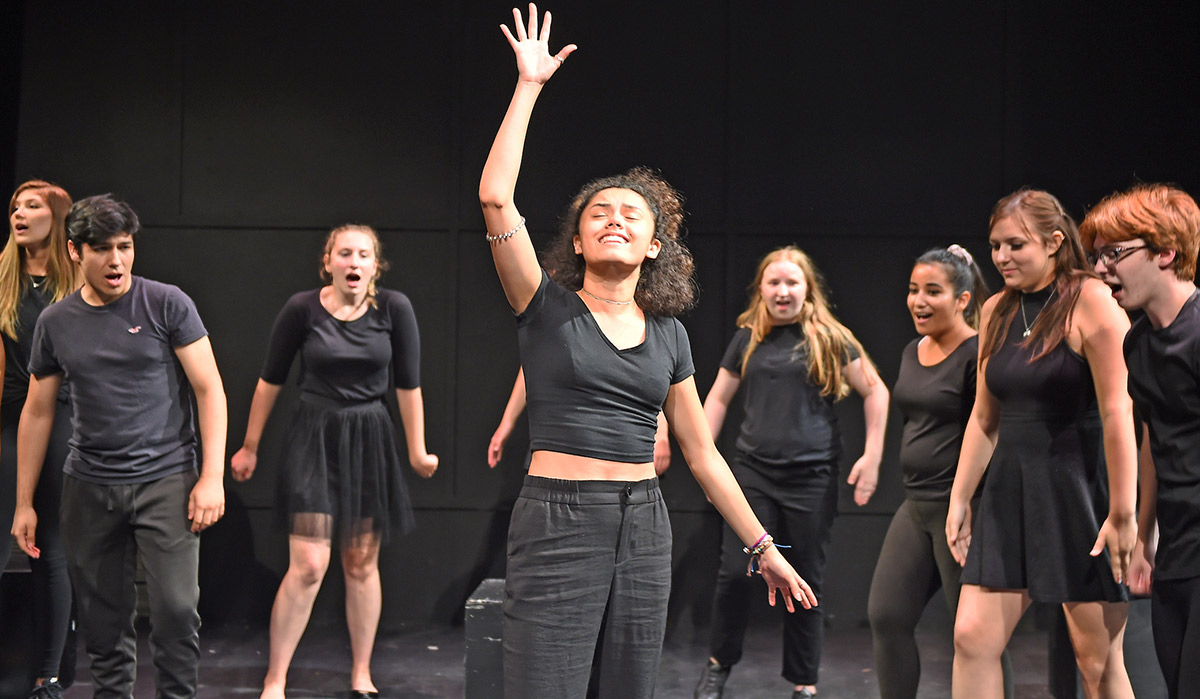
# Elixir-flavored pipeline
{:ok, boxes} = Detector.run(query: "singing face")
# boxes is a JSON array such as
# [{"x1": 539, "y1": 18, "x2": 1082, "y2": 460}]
[
  {"x1": 324, "y1": 229, "x2": 378, "y2": 296},
  {"x1": 9, "y1": 191, "x2": 53, "y2": 250},
  {"x1": 908, "y1": 262, "x2": 969, "y2": 338},
  {"x1": 760, "y1": 259, "x2": 808, "y2": 325},
  {"x1": 573, "y1": 188, "x2": 661, "y2": 268},
  {"x1": 70, "y1": 233, "x2": 135, "y2": 305}
]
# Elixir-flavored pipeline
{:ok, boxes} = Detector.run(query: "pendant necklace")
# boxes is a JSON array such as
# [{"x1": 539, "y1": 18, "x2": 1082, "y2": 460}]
[
  {"x1": 1019, "y1": 286, "x2": 1056, "y2": 338},
  {"x1": 29, "y1": 275, "x2": 45, "y2": 289}
]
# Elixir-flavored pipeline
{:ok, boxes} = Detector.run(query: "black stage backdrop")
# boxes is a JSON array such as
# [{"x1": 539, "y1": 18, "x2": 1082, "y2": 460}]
[{"x1": 4, "y1": 1, "x2": 1198, "y2": 633}]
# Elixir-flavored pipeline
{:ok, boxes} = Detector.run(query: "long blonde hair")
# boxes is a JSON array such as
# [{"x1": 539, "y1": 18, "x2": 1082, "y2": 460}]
[
  {"x1": 736, "y1": 246, "x2": 878, "y2": 399},
  {"x1": 1, "y1": 181, "x2": 78, "y2": 340}
]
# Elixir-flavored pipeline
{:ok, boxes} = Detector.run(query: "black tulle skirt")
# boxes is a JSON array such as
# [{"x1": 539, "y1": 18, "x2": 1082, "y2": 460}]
[{"x1": 276, "y1": 392, "x2": 414, "y2": 546}]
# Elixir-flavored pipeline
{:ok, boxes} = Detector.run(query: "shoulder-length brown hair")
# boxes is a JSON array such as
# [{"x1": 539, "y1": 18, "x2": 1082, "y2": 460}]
[
  {"x1": 1, "y1": 180, "x2": 79, "y2": 340},
  {"x1": 542, "y1": 166, "x2": 696, "y2": 317},
  {"x1": 979, "y1": 188, "x2": 1096, "y2": 363},
  {"x1": 736, "y1": 246, "x2": 878, "y2": 399}
]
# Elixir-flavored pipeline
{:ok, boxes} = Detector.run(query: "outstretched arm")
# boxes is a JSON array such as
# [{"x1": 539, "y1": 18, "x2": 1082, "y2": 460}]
[
  {"x1": 845, "y1": 357, "x2": 888, "y2": 506},
  {"x1": 488, "y1": 367, "x2": 527, "y2": 468},
  {"x1": 479, "y1": 4, "x2": 577, "y2": 313},
  {"x1": 665, "y1": 376, "x2": 817, "y2": 612},
  {"x1": 946, "y1": 296, "x2": 1002, "y2": 566},
  {"x1": 396, "y1": 387, "x2": 439, "y2": 478},
  {"x1": 175, "y1": 336, "x2": 228, "y2": 533},
  {"x1": 11, "y1": 372, "x2": 61, "y2": 558},
  {"x1": 1077, "y1": 279, "x2": 1137, "y2": 583},
  {"x1": 1128, "y1": 425, "x2": 1157, "y2": 596},
  {"x1": 230, "y1": 378, "x2": 283, "y2": 482}
]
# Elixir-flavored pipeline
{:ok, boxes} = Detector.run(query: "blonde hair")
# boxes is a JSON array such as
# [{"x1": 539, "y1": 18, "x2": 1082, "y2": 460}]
[
  {"x1": 1, "y1": 181, "x2": 79, "y2": 340},
  {"x1": 736, "y1": 246, "x2": 878, "y2": 399},
  {"x1": 320, "y1": 224, "x2": 389, "y2": 307}
]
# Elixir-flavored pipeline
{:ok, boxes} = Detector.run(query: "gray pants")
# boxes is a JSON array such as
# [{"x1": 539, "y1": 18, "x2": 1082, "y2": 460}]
[
  {"x1": 61, "y1": 471, "x2": 201, "y2": 699},
  {"x1": 503, "y1": 476, "x2": 671, "y2": 698}
]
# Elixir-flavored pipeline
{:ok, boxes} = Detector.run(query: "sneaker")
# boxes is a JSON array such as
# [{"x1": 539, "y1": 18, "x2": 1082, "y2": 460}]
[
  {"x1": 693, "y1": 659, "x2": 731, "y2": 699},
  {"x1": 792, "y1": 689, "x2": 816, "y2": 699},
  {"x1": 29, "y1": 679, "x2": 64, "y2": 699}
]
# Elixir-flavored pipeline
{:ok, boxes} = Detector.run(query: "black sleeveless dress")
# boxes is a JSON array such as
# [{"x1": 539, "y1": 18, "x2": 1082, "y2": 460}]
[{"x1": 961, "y1": 287, "x2": 1128, "y2": 603}]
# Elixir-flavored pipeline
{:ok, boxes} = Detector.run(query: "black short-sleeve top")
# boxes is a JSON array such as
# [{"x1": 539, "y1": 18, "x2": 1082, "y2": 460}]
[
  {"x1": 719, "y1": 323, "x2": 857, "y2": 466},
  {"x1": 1124, "y1": 289, "x2": 1200, "y2": 580},
  {"x1": 260, "y1": 288, "x2": 420, "y2": 403},
  {"x1": 891, "y1": 335, "x2": 977, "y2": 500},
  {"x1": 517, "y1": 271, "x2": 694, "y2": 463}
]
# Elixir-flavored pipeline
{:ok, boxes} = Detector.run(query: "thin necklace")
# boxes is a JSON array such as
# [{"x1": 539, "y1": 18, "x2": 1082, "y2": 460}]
[
  {"x1": 580, "y1": 287, "x2": 633, "y2": 306},
  {"x1": 28, "y1": 274, "x2": 45, "y2": 289},
  {"x1": 1019, "y1": 286, "x2": 1055, "y2": 338}
]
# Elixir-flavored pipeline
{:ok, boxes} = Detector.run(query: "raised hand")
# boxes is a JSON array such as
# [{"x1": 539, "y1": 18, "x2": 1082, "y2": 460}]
[{"x1": 500, "y1": 3, "x2": 577, "y2": 85}]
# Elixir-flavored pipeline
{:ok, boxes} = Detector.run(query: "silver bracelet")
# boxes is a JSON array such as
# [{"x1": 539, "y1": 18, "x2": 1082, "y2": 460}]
[{"x1": 485, "y1": 216, "x2": 526, "y2": 245}]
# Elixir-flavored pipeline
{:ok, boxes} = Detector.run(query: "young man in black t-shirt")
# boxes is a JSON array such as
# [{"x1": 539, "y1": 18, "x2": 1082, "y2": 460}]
[
  {"x1": 1080, "y1": 183, "x2": 1200, "y2": 699},
  {"x1": 11, "y1": 194, "x2": 227, "y2": 699}
]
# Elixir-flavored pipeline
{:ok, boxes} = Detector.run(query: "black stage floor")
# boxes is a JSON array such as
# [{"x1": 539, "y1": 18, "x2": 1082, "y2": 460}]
[{"x1": 55, "y1": 599, "x2": 1165, "y2": 699}]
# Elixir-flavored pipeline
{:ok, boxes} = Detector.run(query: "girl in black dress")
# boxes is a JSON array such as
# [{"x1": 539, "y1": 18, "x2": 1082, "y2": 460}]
[
  {"x1": 230, "y1": 224, "x2": 438, "y2": 699},
  {"x1": 946, "y1": 189, "x2": 1137, "y2": 699},
  {"x1": 2, "y1": 180, "x2": 78, "y2": 698}
]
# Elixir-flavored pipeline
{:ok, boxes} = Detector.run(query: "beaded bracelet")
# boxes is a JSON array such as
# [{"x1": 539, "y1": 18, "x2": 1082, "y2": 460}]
[
  {"x1": 485, "y1": 216, "x2": 526, "y2": 245},
  {"x1": 743, "y1": 533, "x2": 774, "y2": 557}
]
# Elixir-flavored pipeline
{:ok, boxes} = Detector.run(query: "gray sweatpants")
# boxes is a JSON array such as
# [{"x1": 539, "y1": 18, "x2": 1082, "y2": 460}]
[
  {"x1": 61, "y1": 470, "x2": 201, "y2": 699},
  {"x1": 503, "y1": 475, "x2": 671, "y2": 698}
]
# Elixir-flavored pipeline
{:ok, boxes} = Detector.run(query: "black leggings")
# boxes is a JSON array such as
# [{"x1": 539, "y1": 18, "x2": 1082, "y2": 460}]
[
  {"x1": 0, "y1": 402, "x2": 73, "y2": 679},
  {"x1": 867, "y1": 498, "x2": 1012, "y2": 699},
  {"x1": 1151, "y1": 574, "x2": 1200, "y2": 699}
]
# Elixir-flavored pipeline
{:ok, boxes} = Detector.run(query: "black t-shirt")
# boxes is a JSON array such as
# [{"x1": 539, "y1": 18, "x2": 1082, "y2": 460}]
[
  {"x1": 30, "y1": 277, "x2": 208, "y2": 484},
  {"x1": 260, "y1": 288, "x2": 421, "y2": 401},
  {"x1": 517, "y1": 271, "x2": 694, "y2": 463},
  {"x1": 891, "y1": 335, "x2": 977, "y2": 500},
  {"x1": 2, "y1": 278, "x2": 57, "y2": 426},
  {"x1": 1124, "y1": 289, "x2": 1200, "y2": 580},
  {"x1": 718, "y1": 323, "x2": 856, "y2": 466}
]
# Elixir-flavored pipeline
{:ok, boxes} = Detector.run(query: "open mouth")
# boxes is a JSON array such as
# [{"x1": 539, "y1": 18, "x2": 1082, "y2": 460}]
[
  {"x1": 599, "y1": 233, "x2": 629, "y2": 244},
  {"x1": 913, "y1": 311, "x2": 933, "y2": 322},
  {"x1": 346, "y1": 273, "x2": 361, "y2": 283}
]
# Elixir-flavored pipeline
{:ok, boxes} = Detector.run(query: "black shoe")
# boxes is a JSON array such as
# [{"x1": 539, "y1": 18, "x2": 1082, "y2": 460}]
[
  {"x1": 29, "y1": 679, "x2": 64, "y2": 699},
  {"x1": 694, "y1": 659, "x2": 731, "y2": 699},
  {"x1": 348, "y1": 691, "x2": 379, "y2": 699},
  {"x1": 791, "y1": 689, "x2": 815, "y2": 699}
]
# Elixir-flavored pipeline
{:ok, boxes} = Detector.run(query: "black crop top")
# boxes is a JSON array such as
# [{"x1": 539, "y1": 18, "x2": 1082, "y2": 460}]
[
  {"x1": 517, "y1": 271, "x2": 694, "y2": 463},
  {"x1": 260, "y1": 288, "x2": 420, "y2": 402}
]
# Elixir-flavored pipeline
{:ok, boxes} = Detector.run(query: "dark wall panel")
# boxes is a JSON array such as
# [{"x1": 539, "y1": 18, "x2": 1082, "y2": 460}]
[
  {"x1": 17, "y1": 3, "x2": 182, "y2": 218},
  {"x1": 178, "y1": 3, "x2": 458, "y2": 228}
]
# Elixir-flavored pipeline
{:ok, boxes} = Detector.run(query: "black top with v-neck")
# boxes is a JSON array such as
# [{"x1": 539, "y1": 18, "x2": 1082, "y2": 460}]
[{"x1": 517, "y1": 270, "x2": 694, "y2": 463}]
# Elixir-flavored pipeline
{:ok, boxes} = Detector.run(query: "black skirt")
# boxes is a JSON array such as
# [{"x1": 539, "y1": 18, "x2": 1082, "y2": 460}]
[
  {"x1": 962, "y1": 411, "x2": 1128, "y2": 603},
  {"x1": 276, "y1": 392, "x2": 415, "y2": 546}
]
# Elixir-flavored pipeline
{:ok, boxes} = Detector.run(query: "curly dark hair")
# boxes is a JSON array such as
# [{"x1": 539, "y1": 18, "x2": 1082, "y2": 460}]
[{"x1": 541, "y1": 166, "x2": 697, "y2": 317}]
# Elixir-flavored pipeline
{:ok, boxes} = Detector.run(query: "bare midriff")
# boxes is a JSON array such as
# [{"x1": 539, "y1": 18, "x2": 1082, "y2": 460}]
[{"x1": 529, "y1": 450, "x2": 656, "y2": 481}]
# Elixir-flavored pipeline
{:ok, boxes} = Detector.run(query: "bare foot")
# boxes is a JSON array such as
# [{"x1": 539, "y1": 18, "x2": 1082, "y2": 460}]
[{"x1": 260, "y1": 683, "x2": 286, "y2": 699}]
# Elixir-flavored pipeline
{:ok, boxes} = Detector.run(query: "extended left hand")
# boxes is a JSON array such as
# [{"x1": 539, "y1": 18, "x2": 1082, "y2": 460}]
[
  {"x1": 188, "y1": 474, "x2": 226, "y2": 533},
  {"x1": 847, "y1": 455, "x2": 879, "y2": 506},
  {"x1": 1091, "y1": 511, "x2": 1137, "y2": 584},
  {"x1": 755, "y1": 546, "x2": 818, "y2": 613}
]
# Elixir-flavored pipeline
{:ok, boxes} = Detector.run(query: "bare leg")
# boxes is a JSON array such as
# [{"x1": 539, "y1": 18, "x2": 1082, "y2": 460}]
[
  {"x1": 342, "y1": 534, "x2": 382, "y2": 694},
  {"x1": 261, "y1": 535, "x2": 332, "y2": 699},
  {"x1": 952, "y1": 585, "x2": 1030, "y2": 699},
  {"x1": 1062, "y1": 601, "x2": 1133, "y2": 699}
]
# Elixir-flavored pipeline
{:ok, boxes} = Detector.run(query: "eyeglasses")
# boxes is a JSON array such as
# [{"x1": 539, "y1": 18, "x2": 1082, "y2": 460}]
[{"x1": 1088, "y1": 243, "x2": 1150, "y2": 267}]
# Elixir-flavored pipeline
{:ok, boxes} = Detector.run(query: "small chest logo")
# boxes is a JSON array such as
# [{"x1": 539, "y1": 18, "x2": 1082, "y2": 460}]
[{"x1": 128, "y1": 326, "x2": 142, "y2": 334}]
